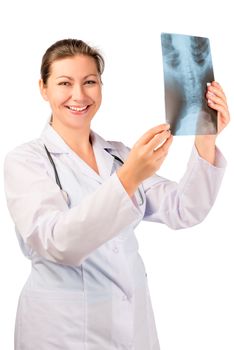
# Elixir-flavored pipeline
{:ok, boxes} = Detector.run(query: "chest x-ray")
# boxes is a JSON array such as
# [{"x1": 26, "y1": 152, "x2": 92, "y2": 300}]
[{"x1": 161, "y1": 33, "x2": 217, "y2": 135}]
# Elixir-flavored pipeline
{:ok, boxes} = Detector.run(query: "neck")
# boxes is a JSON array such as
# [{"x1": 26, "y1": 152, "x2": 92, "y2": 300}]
[{"x1": 51, "y1": 121, "x2": 92, "y2": 155}]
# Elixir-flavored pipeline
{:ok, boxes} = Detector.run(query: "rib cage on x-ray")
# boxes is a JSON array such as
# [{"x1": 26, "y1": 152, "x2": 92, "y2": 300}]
[{"x1": 161, "y1": 33, "x2": 217, "y2": 135}]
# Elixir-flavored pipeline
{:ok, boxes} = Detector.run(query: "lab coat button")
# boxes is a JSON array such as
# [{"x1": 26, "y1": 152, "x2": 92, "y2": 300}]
[{"x1": 112, "y1": 247, "x2": 119, "y2": 253}]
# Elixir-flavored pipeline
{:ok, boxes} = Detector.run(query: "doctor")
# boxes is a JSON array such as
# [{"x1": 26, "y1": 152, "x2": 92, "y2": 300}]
[{"x1": 4, "y1": 39, "x2": 229, "y2": 350}]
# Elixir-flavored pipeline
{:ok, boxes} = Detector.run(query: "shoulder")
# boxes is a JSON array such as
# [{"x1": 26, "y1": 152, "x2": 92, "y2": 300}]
[
  {"x1": 4, "y1": 138, "x2": 47, "y2": 168},
  {"x1": 4, "y1": 139, "x2": 50, "y2": 191}
]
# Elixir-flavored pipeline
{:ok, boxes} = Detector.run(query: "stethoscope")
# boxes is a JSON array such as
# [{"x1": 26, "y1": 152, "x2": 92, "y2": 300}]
[{"x1": 44, "y1": 145, "x2": 144, "y2": 206}]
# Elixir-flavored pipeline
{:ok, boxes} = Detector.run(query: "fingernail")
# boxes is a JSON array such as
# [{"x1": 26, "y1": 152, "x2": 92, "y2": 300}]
[{"x1": 206, "y1": 82, "x2": 211, "y2": 86}]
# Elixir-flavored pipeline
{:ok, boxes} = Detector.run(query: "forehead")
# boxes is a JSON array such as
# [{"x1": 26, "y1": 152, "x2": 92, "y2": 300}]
[{"x1": 50, "y1": 55, "x2": 98, "y2": 77}]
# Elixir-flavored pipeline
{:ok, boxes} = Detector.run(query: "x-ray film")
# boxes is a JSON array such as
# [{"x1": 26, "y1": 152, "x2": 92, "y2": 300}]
[{"x1": 161, "y1": 33, "x2": 217, "y2": 135}]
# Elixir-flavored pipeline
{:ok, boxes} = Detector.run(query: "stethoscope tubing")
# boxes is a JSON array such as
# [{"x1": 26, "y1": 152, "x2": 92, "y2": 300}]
[
  {"x1": 44, "y1": 145, "x2": 63, "y2": 190},
  {"x1": 44, "y1": 145, "x2": 144, "y2": 206}
]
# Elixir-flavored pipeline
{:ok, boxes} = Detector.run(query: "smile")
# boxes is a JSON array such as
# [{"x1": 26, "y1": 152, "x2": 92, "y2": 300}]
[{"x1": 66, "y1": 105, "x2": 89, "y2": 112}]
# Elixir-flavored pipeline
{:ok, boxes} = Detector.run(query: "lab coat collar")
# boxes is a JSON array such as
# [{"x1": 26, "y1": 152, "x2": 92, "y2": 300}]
[
  {"x1": 40, "y1": 123, "x2": 119, "y2": 181},
  {"x1": 40, "y1": 123, "x2": 116, "y2": 154}
]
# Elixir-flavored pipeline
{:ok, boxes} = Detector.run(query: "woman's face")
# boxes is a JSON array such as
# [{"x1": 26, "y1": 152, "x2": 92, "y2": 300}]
[{"x1": 39, "y1": 55, "x2": 102, "y2": 131}]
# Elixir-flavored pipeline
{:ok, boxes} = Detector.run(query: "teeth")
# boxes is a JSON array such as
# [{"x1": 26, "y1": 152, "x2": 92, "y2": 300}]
[{"x1": 68, "y1": 106, "x2": 88, "y2": 112}]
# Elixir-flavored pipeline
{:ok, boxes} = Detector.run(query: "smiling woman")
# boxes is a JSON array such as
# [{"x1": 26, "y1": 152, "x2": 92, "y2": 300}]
[{"x1": 3, "y1": 38, "x2": 229, "y2": 350}]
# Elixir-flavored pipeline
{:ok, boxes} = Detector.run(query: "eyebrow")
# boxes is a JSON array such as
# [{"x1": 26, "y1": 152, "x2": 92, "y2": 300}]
[
  {"x1": 56, "y1": 75, "x2": 73, "y2": 80},
  {"x1": 56, "y1": 74, "x2": 99, "y2": 80}
]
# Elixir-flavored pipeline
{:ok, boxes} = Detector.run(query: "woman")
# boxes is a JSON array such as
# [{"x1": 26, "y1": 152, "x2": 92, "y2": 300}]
[{"x1": 4, "y1": 39, "x2": 229, "y2": 350}]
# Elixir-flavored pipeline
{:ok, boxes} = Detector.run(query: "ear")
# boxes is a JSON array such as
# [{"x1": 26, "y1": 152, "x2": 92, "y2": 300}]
[{"x1": 39, "y1": 79, "x2": 49, "y2": 101}]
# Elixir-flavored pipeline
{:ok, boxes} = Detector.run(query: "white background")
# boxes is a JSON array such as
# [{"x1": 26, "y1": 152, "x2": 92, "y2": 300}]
[{"x1": 0, "y1": 0, "x2": 233, "y2": 349}]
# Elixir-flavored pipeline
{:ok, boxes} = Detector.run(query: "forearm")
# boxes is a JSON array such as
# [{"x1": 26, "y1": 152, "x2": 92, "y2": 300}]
[
  {"x1": 143, "y1": 145, "x2": 226, "y2": 228},
  {"x1": 194, "y1": 134, "x2": 216, "y2": 165}
]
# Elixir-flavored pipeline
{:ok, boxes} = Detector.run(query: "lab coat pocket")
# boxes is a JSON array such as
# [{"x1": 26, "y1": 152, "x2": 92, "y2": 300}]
[{"x1": 16, "y1": 288, "x2": 85, "y2": 350}]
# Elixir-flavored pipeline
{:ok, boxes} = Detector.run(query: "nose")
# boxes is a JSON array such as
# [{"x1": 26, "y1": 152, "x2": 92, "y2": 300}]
[{"x1": 72, "y1": 83, "x2": 87, "y2": 101}]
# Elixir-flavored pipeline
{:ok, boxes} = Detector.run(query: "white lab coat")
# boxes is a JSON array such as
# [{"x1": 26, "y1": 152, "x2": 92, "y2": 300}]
[{"x1": 4, "y1": 123, "x2": 226, "y2": 350}]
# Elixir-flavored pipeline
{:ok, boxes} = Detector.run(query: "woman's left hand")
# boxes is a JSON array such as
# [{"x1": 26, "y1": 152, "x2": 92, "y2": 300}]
[
  {"x1": 195, "y1": 81, "x2": 230, "y2": 165},
  {"x1": 206, "y1": 81, "x2": 230, "y2": 134}
]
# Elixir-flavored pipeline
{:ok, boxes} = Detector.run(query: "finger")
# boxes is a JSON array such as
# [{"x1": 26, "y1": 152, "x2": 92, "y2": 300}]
[
  {"x1": 207, "y1": 93, "x2": 227, "y2": 109},
  {"x1": 209, "y1": 102, "x2": 230, "y2": 121},
  {"x1": 136, "y1": 124, "x2": 170, "y2": 146},
  {"x1": 211, "y1": 81, "x2": 223, "y2": 91},
  {"x1": 208, "y1": 82, "x2": 227, "y2": 101},
  {"x1": 153, "y1": 134, "x2": 173, "y2": 158},
  {"x1": 146, "y1": 129, "x2": 171, "y2": 152}
]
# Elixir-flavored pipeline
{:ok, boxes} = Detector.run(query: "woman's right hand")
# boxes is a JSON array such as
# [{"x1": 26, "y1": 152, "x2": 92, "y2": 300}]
[{"x1": 117, "y1": 124, "x2": 173, "y2": 196}]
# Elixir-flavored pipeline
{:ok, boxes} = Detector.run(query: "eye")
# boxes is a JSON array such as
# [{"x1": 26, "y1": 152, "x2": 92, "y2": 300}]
[
  {"x1": 58, "y1": 81, "x2": 71, "y2": 86},
  {"x1": 84, "y1": 80, "x2": 97, "y2": 85}
]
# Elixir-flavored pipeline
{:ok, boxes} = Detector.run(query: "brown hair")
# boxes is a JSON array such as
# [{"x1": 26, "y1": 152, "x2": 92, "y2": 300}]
[{"x1": 40, "y1": 39, "x2": 105, "y2": 84}]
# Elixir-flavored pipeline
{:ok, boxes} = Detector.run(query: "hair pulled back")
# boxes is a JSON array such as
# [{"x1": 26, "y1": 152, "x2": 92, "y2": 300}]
[{"x1": 40, "y1": 39, "x2": 105, "y2": 84}]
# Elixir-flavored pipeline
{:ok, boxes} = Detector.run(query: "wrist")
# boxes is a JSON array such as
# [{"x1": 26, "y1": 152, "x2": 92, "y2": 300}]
[
  {"x1": 195, "y1": 135, "x2": 216, "y2": 165},
  {"x1": 117, "y1": 167, "x2": 139, "y2": 197},
  {"x1": 195, "y1": 133, "x2": 216, "y2": 143}
]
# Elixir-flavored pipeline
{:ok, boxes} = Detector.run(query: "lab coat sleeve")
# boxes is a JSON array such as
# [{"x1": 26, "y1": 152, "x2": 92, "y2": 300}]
[
  {"x1": 4, "y1": 145, "x2": 141, "y2": 266},
  {"x1": 142, "y1": 146, "x2": 226, "y2": 229}
]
